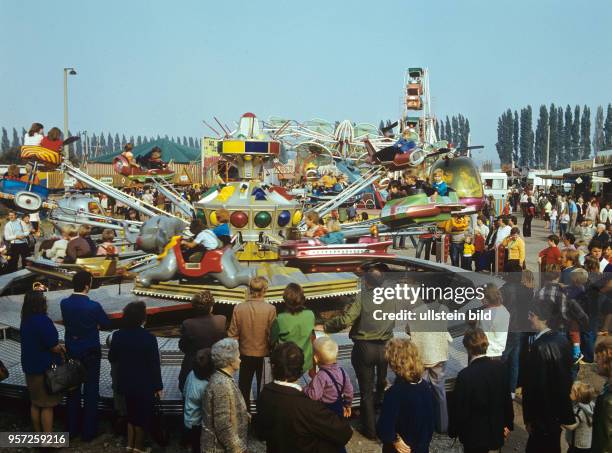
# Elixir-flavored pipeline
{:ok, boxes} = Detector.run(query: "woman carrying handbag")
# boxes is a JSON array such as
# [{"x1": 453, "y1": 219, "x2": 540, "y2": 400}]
[{"x1": 20, "y1": 290, "x2": 65, "y2": 433}]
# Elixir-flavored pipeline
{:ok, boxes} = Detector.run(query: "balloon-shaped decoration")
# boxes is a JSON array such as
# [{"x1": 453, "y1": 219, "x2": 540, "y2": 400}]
[
  {"x1": 209, "y1": 211, "x2": 219, "y2": 226},
  {"x1": 292, "y1": 210, "x2": 303, "y2": 226},
  {"x1": 278, "y1": 210, "x2": 291, "y2": 227},
  {"x1": 230, "y1": 211, "x2": 249, "y2": 228},
  {"x1": 254, "y1": 211, "x2": 272, "y2": 228}
]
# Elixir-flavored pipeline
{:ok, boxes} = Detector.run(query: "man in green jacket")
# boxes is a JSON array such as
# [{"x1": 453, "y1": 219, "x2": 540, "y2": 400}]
[{"x1": 316, "y1": 268, "x2": 395, "y2": 440}]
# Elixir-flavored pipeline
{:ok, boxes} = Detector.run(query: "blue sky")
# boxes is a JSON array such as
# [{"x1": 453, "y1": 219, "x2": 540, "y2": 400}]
[{"x1": 1, "y1": 0, "x2": 611, "y2": 163}]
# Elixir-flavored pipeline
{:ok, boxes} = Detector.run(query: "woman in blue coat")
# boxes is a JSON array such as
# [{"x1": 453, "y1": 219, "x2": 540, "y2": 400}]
[
  {"x1": 20, "y1": 290, "x2": 64, "y2": 433},
  {"x1": 376, "y1": 338, "x2": 435, "y2": 453},
  {"x1": 108, "y1": 301, "x2": 162, "y2": 453}
]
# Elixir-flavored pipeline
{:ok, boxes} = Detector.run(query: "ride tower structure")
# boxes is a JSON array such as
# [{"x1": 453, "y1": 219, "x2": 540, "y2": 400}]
[{"x1": 403, "y1": 67, "x2": 437, "y2": 145}]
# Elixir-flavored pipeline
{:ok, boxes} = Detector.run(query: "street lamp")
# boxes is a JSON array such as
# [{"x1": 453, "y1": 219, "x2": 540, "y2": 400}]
[{"x1": 63, "y1": 67, "x2": 77, "y2": 159}]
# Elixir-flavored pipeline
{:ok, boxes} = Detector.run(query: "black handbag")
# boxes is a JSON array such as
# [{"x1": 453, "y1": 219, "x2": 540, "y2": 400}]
[
  {"x1": 0, "y1": 359, "x2": 8, "y2": 382},
  {"x1": 150, "y1": 395, "x2": 169, "y2": 446},
  {"x1": 44, "y1": 357, "x2": 87, "y2": 394}
]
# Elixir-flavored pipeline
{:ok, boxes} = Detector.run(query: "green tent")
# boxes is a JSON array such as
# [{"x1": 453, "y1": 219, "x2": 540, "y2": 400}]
[{"x1": 91, "y1": 138, "x2": 200, "y2": 164}]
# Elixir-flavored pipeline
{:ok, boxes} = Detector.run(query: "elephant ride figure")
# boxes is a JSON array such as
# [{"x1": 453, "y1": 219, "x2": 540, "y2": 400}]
[{"x1": 136, "y1": 230, "x2": 253, "y2": 289}]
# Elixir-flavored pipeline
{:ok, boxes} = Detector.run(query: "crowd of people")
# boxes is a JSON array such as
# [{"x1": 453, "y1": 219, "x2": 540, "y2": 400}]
[{"x1": 14, "y1": 264, "x2": 612, "y2": 452}]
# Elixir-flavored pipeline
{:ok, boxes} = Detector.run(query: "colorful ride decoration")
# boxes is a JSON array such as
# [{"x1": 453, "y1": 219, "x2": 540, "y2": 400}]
[
  {"x1": 197, "y1": 113, "x2": 303, "y2": 261},
  {"x1": 429, "y1": 156, "x2": 485, "y2": 212},
  {"x1": 278, "y1": 238, "x2": 395, "y2": 273},
  {"x1": 20, "y1": 145, "x2": 62, "y2": 167},
  {"x1": 380, "y1": 192, "x2": 463, "y2": 228},
  {"x1": 3, "y1": 145, "x2": 62, "y2": 211},
  {"x1": 113, "y1": 155, "x2": 175, "y2": 182}
]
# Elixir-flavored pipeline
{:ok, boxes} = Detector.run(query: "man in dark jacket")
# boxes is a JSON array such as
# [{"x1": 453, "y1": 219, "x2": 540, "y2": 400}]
[
  {"x1": 317, "y1": 268, "x2": 395, "y2": 439},
  {"x1": 449, "y1": 328, "x2": 514, "y2": 453},
  {"x1": 177, "y1": 290, "x2": 226, "y2": 392},
  {"x1": 256, "y1": 342, "x2": 352, "y2": 453},
  {"x1": 61, "y1": 271, "x2": 111, "y2": 441},
  {"x1": 523, "y1": 299, "x2": 574, "y2": 453}
]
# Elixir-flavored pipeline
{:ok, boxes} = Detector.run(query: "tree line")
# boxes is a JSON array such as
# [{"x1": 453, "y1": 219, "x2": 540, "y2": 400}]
[
  {"x1": 496, "y1": 104, "x2": 612, "y2": 170},
  {"x1": 0, "y1": 128, "x2": 202, "y2": 164}
]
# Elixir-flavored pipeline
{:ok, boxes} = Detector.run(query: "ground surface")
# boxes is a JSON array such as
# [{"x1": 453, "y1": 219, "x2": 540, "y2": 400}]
[{"x1": 0, "y1": 213, "x2": 605, "y2": 452}]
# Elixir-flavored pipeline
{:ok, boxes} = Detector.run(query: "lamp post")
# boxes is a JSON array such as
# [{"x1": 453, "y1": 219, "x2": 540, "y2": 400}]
[{"x1": 63, "y1": 67, "x2": 77, "y2": 159}]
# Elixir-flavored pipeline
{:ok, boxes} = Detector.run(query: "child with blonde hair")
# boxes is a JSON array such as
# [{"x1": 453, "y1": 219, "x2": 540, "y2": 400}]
[
  {"x1": 563, "y1": 380, "x2": 597, "y2": 452},
  {"x1": 319, "y1": 219, "x2": 345, "y2": 245},
  {"x1": 462, "y1": 234, "x2": 475, "y2": 270},
  {"x1": 304, "y1": 337, "x2": 353, "y2": 422}
]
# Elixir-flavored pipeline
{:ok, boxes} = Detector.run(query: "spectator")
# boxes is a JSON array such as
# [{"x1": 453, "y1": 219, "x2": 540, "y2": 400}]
[
  {"x1": 60, "y1": 270, "x2": 111, "y2": 441},
  {"x1": 560, "y1": 249, "x2": 581, "y2": 285},
  {"x1": 24, "y1": 122, "x2": 44, "y2": 145},
  {"x1": 588, "y1": 241, "x2": 609, "y2": 272},
  {"x1": 20, "y1": 291, "x2": 64, "y2": 433},
  {"x1": 96, "y1": 229, "x2": 117, "y2": 256},
  {"x1": 201, "y1": 338, "x2": 249, "y2": 453},
  {"x1": 4, "y1": 210, "x2": 30, "y2": 272},
  {"x1": 522, "y1": 300, "x2": 574, "y2": 453},
  {"x1": 577, "y1": 219, "x2": 596, "y2": 244},
  {"x1": 376, "y1": 338, "x2": 434, "y2": 453},
  {"x1": 108, "y1": 301, "x2": 163, "y2": 453},
  {"x1": 449, "y1": 328, "x2": 513, "y2": 453},
  {"x1": 592, "y1": 337, "x2": 612, "y2": 452},
  {"x1": 303, "y1": 337, "x2": 353, "y2": 420},
  {"x1": 550, "y1": 206, "x2": 558, "y2": 234},
  {"x1": 319, "y1": 268, "x2": 393, "y2": 439},
  {"x1": 64, "y1": 225, "x2": 95, "y2": 264},
  {"x1": 270, "y1": 283, "x2": 315, "y2": 375},
  {"x1": 183, "y1": 348, "x2": 214, "y2": 453},
  {"x1": 562, "y1": 381, "x2": 597, "y2": 453},
  {"x1": 600, "y1": 203, "x2": 611, "y2": 226},
  {"x1": 501, "y1": 270, "x2": 536, "y2": 399},
  {"x1": 256, "y1": 342, "x2": 353, "y2": 453},
  {"x1": 473, "y1": 216, "x2": 489, "y2": 271},
  {"x1": 586, "y1": 201, "x2": 599, "y2": 224},
  {"x1": 560, "y1": 209, "x2": 570, "y2": 237},
  {"x1": 544, "y1": 197, "x2": 553, "y2": 229},
  {"x1": 444, "y1": 213, "x2": 469, "y2": 267},
  {"x1": 462, "y1": 234, "x2": 475, "y2": 270},
  {"x1": 523, "y1": 196, "x2": 536, "y2": 237},
  {"x1": 478, "y1": 284, "x2": 510, "y2": 359},
  {"x1": 406, "y1": 296, "x2": 453, "y2": 434},
  {"x1": 228, "y1": 276, "x2": 276, "y2": 410},
  {"x1": 538, "y1": 235, "x2": 562, "y2": 270},
  {"x1": 45, "y1": 226, "x2": 74, "y2": 261},
  {"x1": 591, "y1": 224, "x2": 610, "y2": 250},
  {"x1": 501, "y1": 227, "x2": 525, "y2": 271},
  {"x1": 560, "y1": 232, "x2": 577, "y2": 252},
  {"x1": 178, "y1": 291, "x2": 226, "y2": 392}
]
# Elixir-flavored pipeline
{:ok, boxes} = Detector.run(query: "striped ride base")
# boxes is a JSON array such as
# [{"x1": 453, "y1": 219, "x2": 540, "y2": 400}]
[{"x1": 20, "y1": 146, "x2": 62, "y2": 167}]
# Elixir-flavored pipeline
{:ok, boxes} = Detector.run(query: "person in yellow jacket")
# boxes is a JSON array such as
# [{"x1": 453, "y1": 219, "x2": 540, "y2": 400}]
[
  {"x1": 443, "y1": 214, "x2": 470, "y2": 267},
  {"x1": 501, "y1": 227, "x2": 525, "y2": 271},
  {"x1": 462, "y1": 234, "x2": 475, "y2": 270}
]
